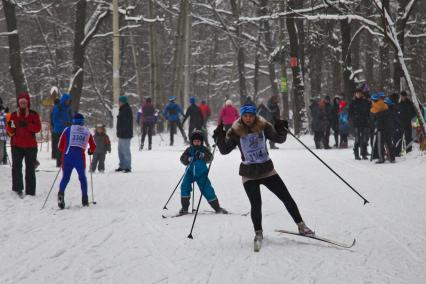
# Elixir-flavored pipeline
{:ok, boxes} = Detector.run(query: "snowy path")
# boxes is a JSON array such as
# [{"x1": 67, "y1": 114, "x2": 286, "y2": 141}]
[{"x1": 1, "y1": 133, "x2": 426, "y2": 283}]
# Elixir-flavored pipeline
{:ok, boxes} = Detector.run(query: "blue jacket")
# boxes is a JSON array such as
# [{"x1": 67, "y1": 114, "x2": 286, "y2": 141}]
[
  {"x1": 339, "y1": 107, "x2": 350, "y2": 135},
  {"x1": 163, "y1": 102, "x2": 184, "y2": 122},
  {"x1": 180, "y1": 145, "x2": 212, "y2": 178},
  {"x1": 52, "y1": 94, "x2": 73, "y2": 134}
]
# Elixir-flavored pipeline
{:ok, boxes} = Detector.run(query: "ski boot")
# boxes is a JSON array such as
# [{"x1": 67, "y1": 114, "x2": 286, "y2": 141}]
[
  {"x1": 58, "y1": 191, "x2": 65, "y2": 209},
  {"x1": 254, "y1": 230, "x2": 263, "y2": 252},
  {"x1": 209, "y1": 199, "x2": 228, "y2": 214},
  {"x1": 82, "y1": 195, "x2": 89, "y2": 207},
  {"x1": 297, "y1": 222, "x2": 315, "y2": 237},
  {"x1": 179, "y1": 197, "x2": 190, "y2": 215},
  {"x1": 148, "y1": 144, "x2": 152, "y2": 150},
  {"x1": 140, "y1": 144, "x2": 144, "y2": 151}
]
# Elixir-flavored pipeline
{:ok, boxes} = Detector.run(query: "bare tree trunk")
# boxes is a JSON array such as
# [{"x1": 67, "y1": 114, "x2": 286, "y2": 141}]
[
  {"x1": 393, "y1": 0, "x2": 410, "y2": 91},
  {"x1": 231, "y1": 0, "x2": 247, "y2": 104},
  {"x1": 286, "y1": 0, "x2": 305, "y2": 135},
  {"x1": 183, "y1": 0, "x2": 192, "y2": 108},
  {"x1": 260, "y1": 0, "x2": 279, "y2": 97},
  {"x1": 129, "y1": 31, "x2": 143, "y2": 101},
  {"x1": 69, "y1": 0, "x2": 87, "y2": 112},
  {"x1": 148, "y1": 0, "x2": 161, "y2": 105},
  {"x1": 379, "y1": 0, "x2": 391, "y2": 91},
  {"x1": 279, "y1": 0, "x2": 289, "y2": 120},
  {"x1": 2, "y1": 0, "x2": 28, "y2": 98},
  {"x1": 172, "y1": 0, "x2": 187, "y2": 106},
  {"x1": 341, "y1": 19, "x2": 356, "y2": 100}
]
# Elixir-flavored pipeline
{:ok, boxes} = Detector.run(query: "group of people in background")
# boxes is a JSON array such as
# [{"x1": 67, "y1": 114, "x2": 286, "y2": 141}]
[{"x1": 309, "y1": 85, "x2": 425, "y2": 164}]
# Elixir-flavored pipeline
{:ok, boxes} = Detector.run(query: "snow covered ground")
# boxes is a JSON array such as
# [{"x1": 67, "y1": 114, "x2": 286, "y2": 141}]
[{"x1": 1, "y1": 130, "x2": 426, "y2": 284}]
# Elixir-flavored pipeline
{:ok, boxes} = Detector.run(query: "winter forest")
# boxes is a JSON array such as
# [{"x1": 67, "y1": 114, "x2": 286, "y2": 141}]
[
  {"x1": 1, "y1": 0, "x2": 426, "y2": 283},
  {"x1": 1, "y1": 0, "x2": 426, "y2": 131}
]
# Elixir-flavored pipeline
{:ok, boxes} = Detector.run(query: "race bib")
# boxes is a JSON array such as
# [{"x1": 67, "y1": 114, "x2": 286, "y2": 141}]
[
  {"x1": 240, "y1": 132, "x2": 270, "y2": 165},
  {"x1": 69, "y1": 125, "x2": 90, "y2": 149}
]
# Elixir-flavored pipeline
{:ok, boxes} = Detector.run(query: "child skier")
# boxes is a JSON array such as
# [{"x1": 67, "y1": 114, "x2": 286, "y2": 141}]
[
  {"x1": 91, "y1": 124, "x2": 111, "y2": 173},
  {"x1": 213, "y1": 103, "x2": 314, "y2": 250},
  {"x1": 338, "y1": 100, "x2": 350, "y2": 148},
  {"x1": 58, "y1": 113, "x2": 96, "y2": 209},
  {"x1": 179, "y1": 130, "x2": 227, "y2": 214}
]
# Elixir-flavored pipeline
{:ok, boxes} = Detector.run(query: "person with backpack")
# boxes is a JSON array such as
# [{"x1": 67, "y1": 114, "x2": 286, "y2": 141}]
[
  {"x1": 52, "y1": 93, "x2": 73, "y2": 167},
  {"x1": 139, "y1": 97, "x2": 157, "y2": 150},
  {"x1": 163, "y1": 96, "x2": 188, "y2": 146}
]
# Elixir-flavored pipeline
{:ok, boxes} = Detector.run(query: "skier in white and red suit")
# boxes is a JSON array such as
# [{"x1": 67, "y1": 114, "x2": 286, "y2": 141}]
[{"x1": 57, "y1": 113, "x2": 96, "y2": 208}]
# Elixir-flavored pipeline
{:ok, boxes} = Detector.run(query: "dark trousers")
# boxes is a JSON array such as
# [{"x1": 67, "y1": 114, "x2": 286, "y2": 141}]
[
  {"x1": 332, "y1": 126, "x2": 339, "y2": 146},
  {"x1": 340, "y1": 133, "x2": 348, "y2": 147},
  {"x1": 141, "y1": 123, "x2": 154, "y2": 147},
  {"x1": 393, "y1": 129, "x2": 403, "y2": 155},
  {"x1": 243, "y1": 174, "x2": 303, "y2": 231},
  {"x1": 402, "y1": 123, "x2": 413, "y2": 152},
  {"x1": 91, "y1": 152, "x2": 106, "y2": 172},
  {"x1": 354, "y1": 127, "x2": 370, "y2": 157},
  {"x1": 323, "y1": 126, "x2": 331, "y2": 148},
  {"x1": 169, "y1": 120, "x2": 187, "y2": 145},
  {"x1": 373, "y1": 130, "x2": 395, "y2": 162},
  {"x1": 11, "y1": 147, "x2": 38, "y2": 195},
  {"x1": 314, "y1": 131, "x2": 323, "y2": 149},
  {"x1": 52, "y1": 132, "x2": 61, "y2": 166}
]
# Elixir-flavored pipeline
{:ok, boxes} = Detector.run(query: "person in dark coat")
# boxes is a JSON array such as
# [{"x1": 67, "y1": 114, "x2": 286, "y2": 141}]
[
  {"x1": 139, "y1": 97, "x2": 157, "y2": 150},
  {"x1": 310, "y1": 98, "x2": 327, "y2": 149},
  {"x1": 331, "y1": 96, "x2": 341, "y2": 147},
  {"x1": 116, "y1": 96, "x2": 133, "y2": 173},
  {"x1": 91, "y1": 124, "x2": 111, "y2": 173},
  {"x1": 213, "y1": 103, "x2": 314, "y2": 245},
  {"x1": 322, "y1": 96, "x2": 333, "y2": 149},
  {"x1": 182, "y1": 97, "x2": 203, "y2": 139},
  {"x1": 349, "y1": 89, "x2": 371, "y2": 160},
  {"x1": 384, "y1": 97, "x2": 402, "y2": 154},
  {"x1": 370, "y1": 93, "x2": 395, "y2": 163},
  {"x1": 5, "y1": 92, "x2": 41, "y2": 197},
  {"x1": 52, "y1": 93, "x2": 73, "y2": 167},
  {"x1": 267, "y1": 95, "x2": 281, "y2": 149},
  {"x1": 397, "y1": 91, "x2": 416, "y2": 154},
  {"x1": 163, "y1": 96, "x2": 188, "y2": 146}
]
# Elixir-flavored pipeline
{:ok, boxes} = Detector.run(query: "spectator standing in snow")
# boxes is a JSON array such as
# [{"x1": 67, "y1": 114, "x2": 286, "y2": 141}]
[
  {"x1": 138, "y1": 97, "x2": 157, "y2": 150},
  {"x1": 116, "y1": 95, "x2": 133, "y2": 173},
  {"x1": 5, "y1": 92, "x2": 41, "y2": 197},
  {"x1": 349, "y1": 89, "x2": 371, "y2": 160},
  {"x1": 322, "y1": 96, "x2": 333, "y2": 149},
  {"x1": 331, "y1": 96, "x2": 341, "y2": 147},
  {"x1": 0, "y1": 105, "x2": 7, "y2": 164},
  {"x1": 370, "y1": 93, "x2": 395, "y2": 163},
  {"x1": 183, "y1": 97, "x2": 204, "y2": 139},
  {"x1": 397, "y1": 91, "x2": 416, "y2": 154},
  {"x1": 52, "y1": 93, "x2": 73, "y2": 167},
  {"x1": 0, "y1": 97, "x2": 9, "y2": 165},
  {"x1": 338, "y1": 100, "x2": 349, "y2": 148},
  {"x1": 218, "y1": 99, "x2": 239, "y2": 132},
  {"x1": 198, "y1": 100, "x2": 212, "y2": 148},
  {"x1": 310, "y1": 98, "x2": 327, "y2": 149},
  {"x1": 57, "y1": 113, "x2": 96, "y2": 208},
  {"x1": 49, "y1": 87, "x2": 60, "y2": 159},
  {"x1": 179, "y1": 130, "x2": 227, "y2": 214},
  {"x1": 91, "y1": 124, "x2": 111, "y2": 173},
  {"x1": 213, "y1": 103, "x2": 314, "y2": 244},
  {"x1": 163, "y1": 96, "x2": 188, "y2": 146}
]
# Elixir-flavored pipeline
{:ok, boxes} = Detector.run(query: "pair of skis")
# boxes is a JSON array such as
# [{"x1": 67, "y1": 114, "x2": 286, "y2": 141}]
[{"x1": 254, "y1": 229, "x2": 356, "y2": 252}]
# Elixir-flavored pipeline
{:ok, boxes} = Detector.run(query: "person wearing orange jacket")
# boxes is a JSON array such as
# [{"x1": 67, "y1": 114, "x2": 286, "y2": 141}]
[{"x1": 5, "y1": 92, "x2": 41, "y2": 197}]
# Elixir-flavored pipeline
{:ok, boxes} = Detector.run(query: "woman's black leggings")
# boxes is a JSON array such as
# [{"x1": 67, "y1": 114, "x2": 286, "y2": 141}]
[{"x1": 243, "y1": 174, "x2": 303, "y2": 231}]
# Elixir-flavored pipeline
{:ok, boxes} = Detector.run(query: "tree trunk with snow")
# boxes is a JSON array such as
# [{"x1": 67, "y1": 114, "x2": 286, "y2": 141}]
[{"x1": 2, "y1": 0, "x2": 28, "y2": 98}]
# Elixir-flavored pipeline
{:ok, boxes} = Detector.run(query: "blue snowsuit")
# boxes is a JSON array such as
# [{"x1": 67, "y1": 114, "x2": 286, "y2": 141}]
[
  {"x1": 58, "y1": 124, "x2": 96, "y2": 197},
  {"x1": 52, "y1": 94, "x2": 73, "y2": 134},
  {"x1": 163, "y1": 102, "x2": 184, "y2": 122},
  {"x1": 180, "y1": 145, "x2": 217, "y2": 202}
]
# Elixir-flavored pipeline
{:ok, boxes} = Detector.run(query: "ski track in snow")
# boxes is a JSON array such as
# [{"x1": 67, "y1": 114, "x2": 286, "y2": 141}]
[{"x1": 1, "y1": 132, "x2": 426, "y2": 283}]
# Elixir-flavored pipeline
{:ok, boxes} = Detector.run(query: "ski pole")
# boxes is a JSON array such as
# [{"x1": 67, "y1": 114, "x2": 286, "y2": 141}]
[
  {"x1": 286, "y1": 127, "x2": 370, "y2": 205},
  {"x1": 162, "y1": 159, "x2": 194, "y2": 210},
  {"x1": 89, "y1": 154, "x2": 96, "y2": 204},
  {"x1": 191, "y1": 165, "x2": 195, "y2": 213},
  {"x1": 188, "y1": 143, "x2": 217, "y2": 239},
  {"x1": 41, "y1": 167, "x2": 61, "y2": 210}
]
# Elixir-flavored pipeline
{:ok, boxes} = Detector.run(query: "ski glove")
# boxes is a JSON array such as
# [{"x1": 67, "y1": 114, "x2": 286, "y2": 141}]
[
  {"x1": 195, "y1": 152, "x2": 205, "y2": 160},
  {"x1": 274, "y1": 119, "x2": 288, "y2": 133},
  {"x1": 212, "y1": 123, "x2": 225, "y2": 141}
]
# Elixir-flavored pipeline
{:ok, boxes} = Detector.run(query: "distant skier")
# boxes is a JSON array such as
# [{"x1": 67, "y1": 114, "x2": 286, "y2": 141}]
[
  {"x1": 179, "y1": 130, "x2": 227, "y2": 215},
  {"x1": 90, "y1": 124, "x2": 111, "y2": 173},
  {"x1": 57, "y1": 113, "x2": 96, "y2": 209},
  {"x1": 213, "y1": 102, "x2": 314, "y2": 249},
  {"x1": 163, "y1": 96, "x2": 188, "y2": 146}
]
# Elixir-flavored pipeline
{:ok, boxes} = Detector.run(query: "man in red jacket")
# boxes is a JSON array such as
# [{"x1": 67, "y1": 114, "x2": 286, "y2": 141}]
[{"x1": 6, "y1": 92, "x2": 41, "y2": 197}]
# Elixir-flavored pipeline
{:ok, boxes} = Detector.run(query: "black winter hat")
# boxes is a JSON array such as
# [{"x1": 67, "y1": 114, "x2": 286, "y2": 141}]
[{"x1": 190, "y1": 130, "x2": 204, "y2": 143}]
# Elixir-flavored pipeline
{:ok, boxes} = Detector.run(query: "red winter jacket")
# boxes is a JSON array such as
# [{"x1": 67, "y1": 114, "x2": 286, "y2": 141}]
[{"x1": 6, "y1": 93, "x2": 41, "y2": 148}]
